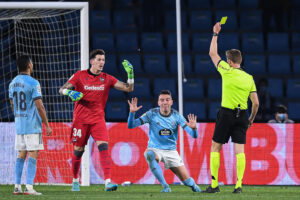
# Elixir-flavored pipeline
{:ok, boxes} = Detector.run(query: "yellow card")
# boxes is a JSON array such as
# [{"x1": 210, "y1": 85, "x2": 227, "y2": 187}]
[{"x1": 220, "y1": 16, "x2": 228, "y2": 25}]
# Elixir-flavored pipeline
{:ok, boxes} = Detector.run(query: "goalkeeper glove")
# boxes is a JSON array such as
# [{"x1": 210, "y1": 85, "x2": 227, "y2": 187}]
[
  {"x1": 63, "y1": 89, "x2": 83, "y2": 102},
  {"x1": 122, "y1": 59, "x2": 134, "y2": 80}
]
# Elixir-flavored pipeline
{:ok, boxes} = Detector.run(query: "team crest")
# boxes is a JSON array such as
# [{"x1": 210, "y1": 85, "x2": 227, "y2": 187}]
[
  {"x1": 100, "y1": 77, "x2": 105, "y2": 82},
  {"x1": 171, "y1": 121, "x2": 175, "y2": 127}
]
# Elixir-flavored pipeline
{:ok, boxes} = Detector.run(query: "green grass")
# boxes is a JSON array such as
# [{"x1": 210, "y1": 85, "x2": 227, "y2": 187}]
[{"x1": 0, "y1": 184, "x2": 300, "y2": 200}]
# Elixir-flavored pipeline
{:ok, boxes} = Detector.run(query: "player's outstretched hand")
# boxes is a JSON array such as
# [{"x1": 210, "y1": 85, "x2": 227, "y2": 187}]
[
  {"x1": 45, "y1": 125, "x2": 52, "y2": 136},
  {"x1": 128, "y1": 97, "x2": 142, "y2": 113},
  {"x1": 213, "y1": 22, "x2": 221, "y2": 34},
  {"x1": 67, "y1": 90, "x2": 83, "y2": 101},
  {"x1": 122, "y1": 60, "x2": 134, "y2": 79},
  {"x1": 186, "y1": 114, "x2": 197, "y2": 130}
]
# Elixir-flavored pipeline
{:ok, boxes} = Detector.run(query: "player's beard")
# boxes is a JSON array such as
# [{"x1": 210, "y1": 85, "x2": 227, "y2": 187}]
[{"x1": 161, "y1": 106, "x2": 171, "y2": 115}]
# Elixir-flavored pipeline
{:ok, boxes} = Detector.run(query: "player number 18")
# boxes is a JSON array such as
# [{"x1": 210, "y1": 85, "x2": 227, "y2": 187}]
[{"x1": 73, "y1": 128, "x2": 82, "y2": 138}]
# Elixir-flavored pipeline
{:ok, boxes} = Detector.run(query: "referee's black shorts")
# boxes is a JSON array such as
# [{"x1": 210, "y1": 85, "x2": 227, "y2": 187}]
[{"x1": 213, "y1": 107, "x2": 249, "y2": 144}]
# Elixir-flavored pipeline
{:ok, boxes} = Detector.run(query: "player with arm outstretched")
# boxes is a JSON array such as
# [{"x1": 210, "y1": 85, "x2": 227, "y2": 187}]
[
  {"x1": 201, "y1": 22, "x2": 259, "y2": 194},
  {"x1": 127, "y1": 90, "x2": 201, "y2": 193},
  {"x1": 9, "y1": 55, "x2": 52, "y2": 195},
  {"x1": 59, "y1": 49, "x2": 134, "y2": 192}
]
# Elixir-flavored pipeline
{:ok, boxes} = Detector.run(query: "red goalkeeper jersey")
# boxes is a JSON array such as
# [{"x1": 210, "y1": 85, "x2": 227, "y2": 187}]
[{"x1": 68, "y1": 69, "x2": 117, "y2": 124}]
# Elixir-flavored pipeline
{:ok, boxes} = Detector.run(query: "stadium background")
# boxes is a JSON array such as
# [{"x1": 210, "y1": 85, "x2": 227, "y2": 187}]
[
  {"x1": 1, "y1": 0, "x2": 300, "y2": 186},
  {"x1": 1, "y1": 0, "x2": 300, "y2": 123}
]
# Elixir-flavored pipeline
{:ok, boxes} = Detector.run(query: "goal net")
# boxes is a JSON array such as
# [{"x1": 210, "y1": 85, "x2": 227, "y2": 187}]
[{"x1": 0, "y1": 2, "x2": 89, "y2": 185}]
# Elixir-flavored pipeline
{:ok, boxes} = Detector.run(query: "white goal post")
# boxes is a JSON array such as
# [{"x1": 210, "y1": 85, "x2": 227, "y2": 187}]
[{"x1": 0, "y1": 2, "x2": 90, "y2": 186}]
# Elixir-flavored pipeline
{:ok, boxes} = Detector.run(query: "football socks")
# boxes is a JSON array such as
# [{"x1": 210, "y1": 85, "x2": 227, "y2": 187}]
[
  {"x1": 15, "y1": 158, "x2": 25, "y2": 184},
  {"x1": 210, "y1": 152, "x2": 220, "y2": 188},
  {"x1": 26, "y1": 157, "x2": 37, "y2": 185},
  {"x1": 236, "y1": 153, "x2": 246, "y2": 189},
  {"x1": 72, "y1": 153, "x2": 82, "y2": 179},
  {"x1": 145, "y1": 151, "x2": 168, "y2": 188},
  {"x1": 99, "y1": 143, "x2": 111, "y2": 180}
]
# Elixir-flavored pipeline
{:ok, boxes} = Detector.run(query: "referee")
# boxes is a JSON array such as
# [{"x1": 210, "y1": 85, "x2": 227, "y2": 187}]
[{"x1": 202, "y1": 22, "x2": 259, "y2": 194}]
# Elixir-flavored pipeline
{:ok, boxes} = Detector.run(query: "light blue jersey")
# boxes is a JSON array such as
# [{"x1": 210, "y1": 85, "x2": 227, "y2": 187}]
[
  {"x1": 128, "y1": 108, "x2": 198, "y2": 150},
  {"x1": 9, "y1": 74, "x2": 42, "y2": 135}
]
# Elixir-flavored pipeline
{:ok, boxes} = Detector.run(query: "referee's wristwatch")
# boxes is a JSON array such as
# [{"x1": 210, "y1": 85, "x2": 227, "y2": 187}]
[{"x1": 213, "y1": 32, "x2": 218, "y2": 36}]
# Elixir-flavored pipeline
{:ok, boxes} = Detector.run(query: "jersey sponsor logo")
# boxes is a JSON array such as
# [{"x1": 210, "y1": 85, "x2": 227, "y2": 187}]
[
  {"x1": 219, "y1": 64, "x2": 229, "y2": 71},
  {"x1": 84, "y1": 85, "x2": 105, "y2": 91},
  {"x1": 159, "y1": 128, "x2": 172, "y2": 136}
]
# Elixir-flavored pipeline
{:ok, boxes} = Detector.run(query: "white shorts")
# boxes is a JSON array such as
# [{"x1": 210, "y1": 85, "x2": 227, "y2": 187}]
[
  {"x1": 146, "y1": 148, "x2": 184, "y2": 169},
  {"x1": 15, "y1": 133, "x2": 44, "y2": 151}
]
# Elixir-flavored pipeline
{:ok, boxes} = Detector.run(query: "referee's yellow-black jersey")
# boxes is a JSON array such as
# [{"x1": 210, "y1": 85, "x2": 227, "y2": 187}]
[{"x1": 217, "y1": 60, "x2": 256, "y2": 110}]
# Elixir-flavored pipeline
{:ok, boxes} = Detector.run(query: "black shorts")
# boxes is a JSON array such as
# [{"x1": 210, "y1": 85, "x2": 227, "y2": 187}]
[{"x1": 213, "y1": 107, "x2": 249, "y2": 144}]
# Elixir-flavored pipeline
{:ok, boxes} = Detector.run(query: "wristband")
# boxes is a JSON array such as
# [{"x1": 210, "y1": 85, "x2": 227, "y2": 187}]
[
  {"x1": 62, "y1": 89, "x2": 69, "y2": 95},
  {"x1": 213, "y1": 32, "x2": 218, "y2": 36},
  {"x1": 127, "y1": 79, "x2": 134, "y2": 84}
]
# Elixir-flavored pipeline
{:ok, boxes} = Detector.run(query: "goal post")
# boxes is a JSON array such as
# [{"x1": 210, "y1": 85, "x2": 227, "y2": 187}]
[
  {"x1": 0, "y1": 2, "x2": 89, "y2": 186},
  {"x1": 0, "y1": 2, "x2": 89, "y2": 70}
]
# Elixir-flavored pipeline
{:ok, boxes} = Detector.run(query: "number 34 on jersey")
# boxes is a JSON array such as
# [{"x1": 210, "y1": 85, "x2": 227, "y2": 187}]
[{"x1": 72, "y1": 128, "x2": 82, "y2": 138}]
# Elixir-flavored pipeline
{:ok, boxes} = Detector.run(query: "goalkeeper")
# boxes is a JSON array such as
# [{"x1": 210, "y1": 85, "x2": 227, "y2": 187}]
[
  {"x1": 59, "y1": 49, "x2": 134, "y2": 192},
  {"x1": 127, "y1": 90, "x2": 201, "y2": 193}
]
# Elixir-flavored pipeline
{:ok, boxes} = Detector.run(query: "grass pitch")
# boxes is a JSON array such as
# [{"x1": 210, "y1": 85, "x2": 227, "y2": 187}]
[{"x1": 0, "y1": 184, "x2": 299, "y2": 200}]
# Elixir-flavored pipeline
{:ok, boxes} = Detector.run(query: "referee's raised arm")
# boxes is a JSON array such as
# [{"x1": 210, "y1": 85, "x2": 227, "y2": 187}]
[{"x1": 209, "y1": 22, "x2": 222, "y2": 68}]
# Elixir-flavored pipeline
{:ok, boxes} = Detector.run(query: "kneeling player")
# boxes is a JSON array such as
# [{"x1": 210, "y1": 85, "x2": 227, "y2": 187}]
[{"x1": 127, "y1": 90, "x2": 201, "y2": 192}]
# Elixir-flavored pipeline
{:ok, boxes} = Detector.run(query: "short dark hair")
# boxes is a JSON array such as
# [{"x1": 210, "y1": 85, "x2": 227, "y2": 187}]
[
  {"x1": 276, "y1": 104, "x2": 287, "y2": 113},
  {"x1": 17, "y1": 55, "x2": 32, "y2": 72},
  {"x1": 225, "y1": 49, "x2": 242, "y2": 64},
  {"x1": 159, "y1": 90, "x2": 172, "y2": 98},
  {"x1": 89, "y1": 49, "x2": 105, "y2": 60}
]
